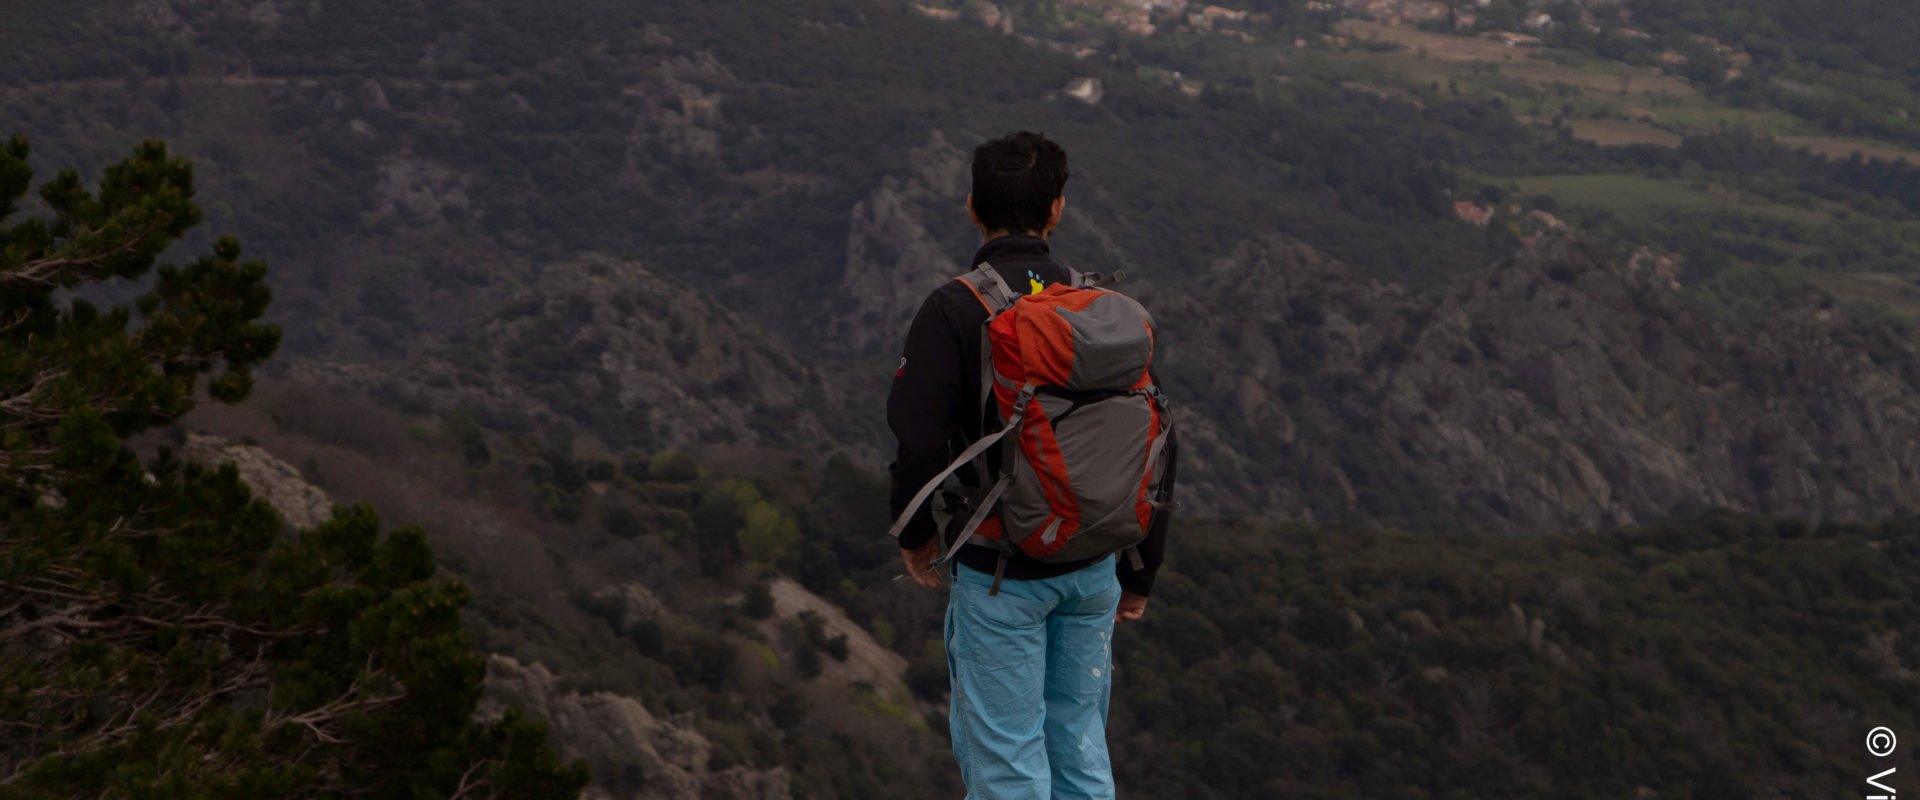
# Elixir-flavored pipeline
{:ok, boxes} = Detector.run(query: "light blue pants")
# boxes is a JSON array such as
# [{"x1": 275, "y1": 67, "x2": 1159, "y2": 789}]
[{"x1": 945, "y1": 555, "x2": 1122, "y2": 800}]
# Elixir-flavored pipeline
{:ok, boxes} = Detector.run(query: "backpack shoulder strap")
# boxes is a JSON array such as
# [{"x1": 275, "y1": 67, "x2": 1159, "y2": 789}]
[
  {"x1": 956, "y1": 263, "x2": 1016, "y2": 475},
  {"x1": 955, "y1": 262, "x2": 1019, "y2": 314}
]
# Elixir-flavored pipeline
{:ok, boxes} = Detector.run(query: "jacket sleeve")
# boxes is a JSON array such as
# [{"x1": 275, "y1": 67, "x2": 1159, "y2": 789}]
[
  {"x1": 1117, "y1": 423, "x2": 1176, "y2": 597},
  {"x1": 887, "y1": 290, "x2": 965, "y2": 551}
]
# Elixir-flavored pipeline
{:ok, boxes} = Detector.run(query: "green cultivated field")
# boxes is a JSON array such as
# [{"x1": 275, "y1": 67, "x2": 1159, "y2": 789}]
[
  {"x1": 1811, "y1": 272, "x2": 1920, "y2": 319},
  {"x1": 1510, "y1": 173, "x2": 1823, "y2": 222}
]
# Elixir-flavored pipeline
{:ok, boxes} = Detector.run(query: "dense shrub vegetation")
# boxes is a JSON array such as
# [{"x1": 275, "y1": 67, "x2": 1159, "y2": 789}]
[
  {"x1": 0, "y1": 138, "x2": 586, "y2": 798},
  {"x1": 1108, "y1": 512, "x2": 1920, "y2": 797},
  {"x1": 8, "y1": 2, "x2": 1918, "y2": 796}
]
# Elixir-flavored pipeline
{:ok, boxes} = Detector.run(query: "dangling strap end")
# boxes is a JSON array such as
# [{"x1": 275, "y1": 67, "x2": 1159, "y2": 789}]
[
  {"x1": 936, "y1": 474, "x2": 1011, "y2": 565},
  {"x1": 1124, "y1": 545, "x2": 1146, "y2": 572},
  {"x1": 886, "y1": 425, "x2": 1013, "y2": 541},
  {"x1": 988, "y1": 551, "x2": 1010, "y2": 597}
]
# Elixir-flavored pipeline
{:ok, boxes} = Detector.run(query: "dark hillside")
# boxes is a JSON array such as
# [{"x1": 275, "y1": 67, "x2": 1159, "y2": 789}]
[
  {"x1": 1111, "y1": 511, "x2": 1920, "y2": 798},
  {"x1": 8, "y1": 3, "x2": 1920, "y2": 795},
  {"x1": 0, "y1": 0, "x2": 1519, "y2": 356},
  {"x1": 9, "y1": 0, "x2": 1920, "y2": 531},
  {"x1": 179, "y1": 372, "x2": 1920, "y2": 799},
  {"x1": 175, "y1": 383, "x2": 960, "y2": 798},
  {"x1": 1148, "y1": 233, "x2": 1920, "y2": 532}
]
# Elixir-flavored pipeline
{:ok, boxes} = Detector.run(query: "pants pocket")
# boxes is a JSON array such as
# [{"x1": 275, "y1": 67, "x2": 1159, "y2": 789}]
[{"x1": 953, "y1": 578, "x2": 1052, "y2": 713}]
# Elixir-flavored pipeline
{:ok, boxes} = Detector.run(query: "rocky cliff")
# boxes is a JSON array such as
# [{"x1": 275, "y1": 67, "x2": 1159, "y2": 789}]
[
  {"x1": 480, "y1": 656, "x2": 791, "y2": 800},
  {"x1": 304, "y1": 221, "x2": 1920, "y2": 538},
  {"x1": 290, "y1": 253, "x2": 882, "y2": 464},
  {"x1": 805, "y1": 121, "x2": 1920, "y2": 534},
  {"x1": 1153, "y1": 232, "x2": 1920, "y2": 532},
  {"x1": 175, "y1": 432, "x2": 795, "y2": 799},
  {"x1": 823, "y1": 130, "x2": 975, "y2": 359}
]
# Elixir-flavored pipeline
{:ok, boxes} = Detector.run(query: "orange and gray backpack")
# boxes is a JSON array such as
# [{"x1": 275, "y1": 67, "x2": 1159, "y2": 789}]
[{"x1": 889, "y1": 262, "x2": 1175, "y2": 595}]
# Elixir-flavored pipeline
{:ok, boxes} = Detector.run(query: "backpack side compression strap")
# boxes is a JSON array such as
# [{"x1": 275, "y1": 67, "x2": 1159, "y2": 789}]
[
  {"x1": 887, "y1": 424, "x2": 1014, "y2": 540},
  {"x1": 934, "y1": 469, "x2": 1012, "y2": 566}
]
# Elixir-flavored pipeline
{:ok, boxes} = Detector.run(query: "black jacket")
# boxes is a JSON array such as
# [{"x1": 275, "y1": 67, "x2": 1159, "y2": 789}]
[{"x1": 886, "y1": 235, "x2": 1176, "y2": 596}]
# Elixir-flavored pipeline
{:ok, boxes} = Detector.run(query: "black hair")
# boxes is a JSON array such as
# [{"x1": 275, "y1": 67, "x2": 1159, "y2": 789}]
[{"x1": 970, "y1": 131, "x2": 1069, "y2": 235}]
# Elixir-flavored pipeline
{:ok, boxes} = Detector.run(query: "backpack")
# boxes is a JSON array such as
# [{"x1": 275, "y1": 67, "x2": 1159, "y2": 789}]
[{"x1": 889, "y1": 262, "x2": 1175, "y2": 595}]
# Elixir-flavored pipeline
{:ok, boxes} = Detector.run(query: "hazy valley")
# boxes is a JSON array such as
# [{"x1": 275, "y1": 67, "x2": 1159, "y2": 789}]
[{"x1": 5, "y1": 0, "x2": 1920, "y2": 796}]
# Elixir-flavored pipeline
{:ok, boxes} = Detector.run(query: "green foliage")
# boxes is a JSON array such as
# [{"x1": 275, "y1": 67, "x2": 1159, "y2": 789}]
[
  {"x1": 822, "y1": 633, "x2": 850, "y2": 663},
  {"x1": 1103, "y1": 513, "x2": 1920, "y2": 798},
  {"x1": 742, "y1": 580, "x2": 775, "y2": 620},
  {"x1": 442, "y1": 409, "x2": 493, "y2": 466},
  {"x1": 689, "y1": 484, "x2": 745, "y2": 577},
  {"x1": 0, "y1": 139, "x2": 586, "y2": 798},
  {"x1": 904, "y1": 639, "x2": 949, "y2": 703},
  {"x1": 766, "y1": 685, "x2": 807, "y2": 731},
  {"x1": 777, "y1": 610, "x2": 855, "y2": 680},
  {"x1": 12, "y1": 0, "x2": 1920, "y2": 534},
  {"x1": 647, "y1": 450, "x2": 699, "y2": 483},
  {"x1": 792, "y1": 640, "x2": 823, "y2": 681},
  {"x1": 1495, "y1": 134, "x2": 1920, "y2": 289},
  {"x1": 0, "y1": 137, "x2": 275, "y2": 469},
  {"x1": 734, "y1": 484, "x2": 801, "y2": 570},
  {"x1": 792, "y1": 610, "x2": 849, "y2": 663},
  {"x1": 602, "y1": 504, "x2": 640, "y2": 538},
  {"x1": 8, "y1": 4, "x2": 1916, "y2": 796},
  {"x1": 1613, "y1": 0, "x2": 1920, "y2": 146}
]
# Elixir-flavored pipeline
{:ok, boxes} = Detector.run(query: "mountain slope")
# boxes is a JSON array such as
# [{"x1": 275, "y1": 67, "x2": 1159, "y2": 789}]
[
  {"x1": 169, "y1": 434, "x2": 796, "y2": 798},
  {"x1": 14, "y1": 1, "x2": 1920, "y2": 797},
  {"x1": 287, "y1": 253, "x2": 881, "y2": 465},
  {"x1": 1153, "y1": 232, "x2": 1920, "y2": 531},
  {"x1": 11, "y1": 0, "x2": 1920, "y2": 533},
  {"x1": 169, "y1": 410, "x2": 953, "y2": 798},
  {"x1": 1109, "y1": 511, "x2": 1920, "y2": 798}
]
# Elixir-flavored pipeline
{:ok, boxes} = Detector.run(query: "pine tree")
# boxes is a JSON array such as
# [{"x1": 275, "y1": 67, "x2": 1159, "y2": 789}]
[{"x1": 0, "y1": 137, "x2": 588, "y2": 798}]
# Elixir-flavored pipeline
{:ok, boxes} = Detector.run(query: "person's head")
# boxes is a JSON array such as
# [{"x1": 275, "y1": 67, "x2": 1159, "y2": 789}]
[{"x1": 967, "y1": 131, "x2": 1069, "y2": 240}]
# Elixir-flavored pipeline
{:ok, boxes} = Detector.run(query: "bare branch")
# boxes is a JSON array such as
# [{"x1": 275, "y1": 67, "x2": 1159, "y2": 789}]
[
  {"x1": 0, "y1": 603, "x2": 109, "y2": 643},
  {"x1": 448, "y1": 759, "x2": 491, "y2": 800}
]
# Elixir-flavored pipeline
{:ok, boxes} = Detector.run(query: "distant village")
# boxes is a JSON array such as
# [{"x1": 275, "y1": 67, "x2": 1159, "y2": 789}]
[
  {"x1": 910, "y1": 0, "x2": 1517, "y2": 45},
  {"x1": 905, "y1": 0, "x2": 1702, "y2": 284},
  {"x1": 909, "y1": 0, "x2": 1746, "y2": 71},
  {"x1": 910, "y1": 0, "x2": 1278, "y2": 43}
]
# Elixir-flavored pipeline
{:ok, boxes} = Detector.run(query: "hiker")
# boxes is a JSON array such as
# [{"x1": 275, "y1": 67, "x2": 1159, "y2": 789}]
[{"x1": 887, "y1": 131, "x2": 1178, "y2": 799}]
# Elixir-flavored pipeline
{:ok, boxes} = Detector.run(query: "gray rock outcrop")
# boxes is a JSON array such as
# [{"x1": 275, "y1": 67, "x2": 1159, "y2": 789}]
[
  {"x1": 479, "y1": 655, "x2": 791, "y2": 800},
  {"x1": 825, "y1": 130, "x2": 972, "y2": 358},
  {"x1": 177, "y1": 433, "x2": 335, "y2": 529}
]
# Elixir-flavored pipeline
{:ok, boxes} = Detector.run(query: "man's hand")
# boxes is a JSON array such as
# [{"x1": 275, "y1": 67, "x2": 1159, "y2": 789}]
[
  {"x1": 1115, "y1": 591, "x2": 1148, "y2": 623},
  {"x1": 901, "y1": 538, "x2": 945, "y2": 588}
]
